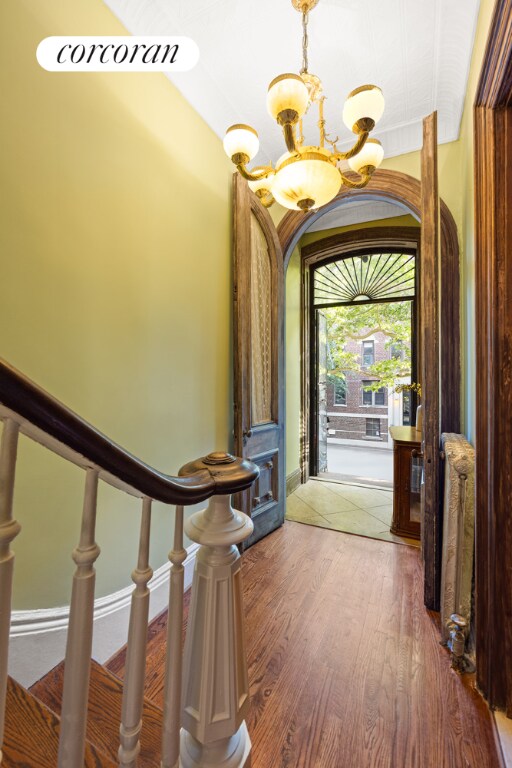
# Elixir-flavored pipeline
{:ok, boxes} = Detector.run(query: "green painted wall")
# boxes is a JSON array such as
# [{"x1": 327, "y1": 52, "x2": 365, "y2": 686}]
[
  {"x1": 458, "y1": 0, "x2": 496, "y2": 443},
  {"x1": 1, "y1": 0, "x2": 234, "y2": 608}
]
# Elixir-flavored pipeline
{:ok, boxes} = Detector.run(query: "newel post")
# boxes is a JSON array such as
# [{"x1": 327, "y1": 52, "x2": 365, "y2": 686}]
[{"x1": 177, "y1": 452, "x2": 258, "y2": 768}]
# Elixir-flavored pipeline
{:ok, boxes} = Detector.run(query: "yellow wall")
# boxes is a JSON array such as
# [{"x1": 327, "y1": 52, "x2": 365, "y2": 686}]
[
  {"x1": 1, "y1": 0, "x2": 234, "y2": 608},
  {"x1": 285, "y1": 215, "x2": 419, "y2": 476}
]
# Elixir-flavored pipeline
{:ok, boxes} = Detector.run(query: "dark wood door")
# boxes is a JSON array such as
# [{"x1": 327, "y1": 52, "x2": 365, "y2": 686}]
[
  {"x1": 474, "y1": 0, "x2": 512, "y2": 713},
  {"x1": 420, "y1": 112, "x2": 442, "y2": 610},
  {"x1": 233, "y1": 174, "x2": 285, "y2": 548}
]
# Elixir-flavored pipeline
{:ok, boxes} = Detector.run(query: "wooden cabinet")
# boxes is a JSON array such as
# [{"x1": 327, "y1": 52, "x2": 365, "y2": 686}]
[{"x1": 389, "y1": 426, "x2": 422, "y2": 540}]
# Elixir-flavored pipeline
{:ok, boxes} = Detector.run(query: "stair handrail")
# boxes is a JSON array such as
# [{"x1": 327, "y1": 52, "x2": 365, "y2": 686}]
[
  {"x1": 0, "y1": 357, "x2": 259, "y2": 768},
  {"x1": 0, "y1": 358, "x2": 258, "y2": 502}
]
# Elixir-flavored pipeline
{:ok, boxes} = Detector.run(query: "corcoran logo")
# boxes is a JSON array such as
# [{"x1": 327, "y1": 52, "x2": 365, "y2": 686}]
[{"x1": 37, "y1": 36, "x2": 199, "y2": 72}]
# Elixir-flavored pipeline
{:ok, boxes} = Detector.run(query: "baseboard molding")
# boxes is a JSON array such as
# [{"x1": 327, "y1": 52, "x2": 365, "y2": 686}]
[
  {"x1": 8, "y1": 543, "x2": 199, "y2": 688},
  {"x1": 494, "y1": 710, "x2": 512, "y2": 768},
  {"x1": 286, "y1": 468, "x2": 302, "y2": 496}
]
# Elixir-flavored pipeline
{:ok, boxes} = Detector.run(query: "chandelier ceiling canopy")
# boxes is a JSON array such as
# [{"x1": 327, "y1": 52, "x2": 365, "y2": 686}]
[{"x1": 223, "y1": 0, "x2": 385, "y2": 212}]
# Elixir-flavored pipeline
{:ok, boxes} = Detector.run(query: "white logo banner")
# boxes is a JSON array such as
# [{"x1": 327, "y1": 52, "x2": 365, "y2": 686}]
[{"x1": 37, "y1": 36, "x2": 199, "y2": 72}]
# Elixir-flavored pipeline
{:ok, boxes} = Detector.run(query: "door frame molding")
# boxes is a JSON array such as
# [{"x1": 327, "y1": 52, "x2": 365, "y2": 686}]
[
  {"x1": 474, "y1": 0, "x2": 512, "y2": 713},
  {"x1": 300, "y1": 226, "x2": 421, "y2": 483}
]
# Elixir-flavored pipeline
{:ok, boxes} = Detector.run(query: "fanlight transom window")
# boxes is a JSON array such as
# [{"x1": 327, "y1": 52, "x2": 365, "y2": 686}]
[{"x1": 313, "y1": 251, "x2": 416, "y2": 306}]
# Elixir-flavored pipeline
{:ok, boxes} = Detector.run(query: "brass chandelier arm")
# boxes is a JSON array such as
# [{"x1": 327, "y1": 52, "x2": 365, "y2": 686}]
[
  {"x1": 333, "y1": 131, "x2": 369, "y2": 161},
  {"x1": 282, "y1": 122, "x2": 299, "y2": 153},
  {"x1": 235, "y1": 163, "x2": 273, "y2": 182},
  {"x1": 258, "y1": 192, "x2": 275, "y2": 208},
  {"x1": 338, "y1": 169, "x2": 373, "y2": 189}
]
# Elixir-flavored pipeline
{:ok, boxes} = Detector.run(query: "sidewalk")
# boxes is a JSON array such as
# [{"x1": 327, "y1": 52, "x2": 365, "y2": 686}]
[
  {"x1": 324, "y1": 441, "x2": 393, "y2": 484},
  {"x1": 327, "y1": 437, "x2": 393, "y2": 450}
]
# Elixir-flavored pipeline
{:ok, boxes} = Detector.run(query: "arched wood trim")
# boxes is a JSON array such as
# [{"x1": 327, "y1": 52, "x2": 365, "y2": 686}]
[
  {"x1": 300, "y1": 225, "x2": 421, "y2": 264},
  {"x1": 277, "y1": 168, "x2": 461, "y2": 434}
]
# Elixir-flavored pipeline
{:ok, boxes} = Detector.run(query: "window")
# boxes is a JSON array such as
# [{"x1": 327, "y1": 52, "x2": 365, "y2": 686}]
[
  {"x1": 362, "y1": 340, "x2": 374, "y2": 367},
  {"x1": 333, "y1": 379, "x2": 346, "y2": 405},
  {"x1": 390, "y1": 343, "x2": 404, "y2": 360},
  {"x1": 362, "y1": 382, "x2": 387, "y2": 406},
  {"x1": 374, "y1": 388, "x2": 386, "y2": 406},
  {"x1": 366, "y1": 418, "x2": 381, "y2": 437},
  {"x1": 327, "y1": 374, "x2": 346, "y2": 406}
]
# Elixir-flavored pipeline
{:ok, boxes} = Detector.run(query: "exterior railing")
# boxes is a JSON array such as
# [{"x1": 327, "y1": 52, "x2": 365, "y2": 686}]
[{"x1": 0, "y1": 358, "x2": 258, "y2": 768}]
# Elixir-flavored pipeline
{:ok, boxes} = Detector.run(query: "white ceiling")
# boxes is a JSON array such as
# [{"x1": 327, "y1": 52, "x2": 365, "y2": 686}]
[{"x1": 104, "y1": 0, "x2": 480, "y2": 163}]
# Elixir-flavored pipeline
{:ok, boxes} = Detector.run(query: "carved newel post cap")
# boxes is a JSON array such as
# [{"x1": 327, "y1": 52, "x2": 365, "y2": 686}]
[
  {"x1": 203, "y1": 451, "x2": 236, "y2": 465},
  {"x1": 179, "y1": 451, "x2": 259, "y2": 496}
]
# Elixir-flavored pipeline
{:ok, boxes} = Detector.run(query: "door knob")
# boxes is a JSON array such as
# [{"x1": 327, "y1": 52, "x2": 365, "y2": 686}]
[{"x1": 242, "y1": 429, "x2": 252, "y2": 445}]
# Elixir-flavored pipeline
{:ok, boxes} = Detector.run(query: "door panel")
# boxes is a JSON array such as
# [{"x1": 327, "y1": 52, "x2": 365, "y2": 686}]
[
  {"x1": 233, "y1": 174, "x2": 285, "y2": 548},
  {"x1": 250, "y1": 213, "x2": 273, "y2": 426},
  {"x1": 420, "y1": 112, "x2": 442, "y2": 610}
]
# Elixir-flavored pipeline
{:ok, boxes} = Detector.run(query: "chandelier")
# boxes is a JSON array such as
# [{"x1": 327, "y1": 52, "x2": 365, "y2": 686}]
[{"x1": 223, "y1": 0, "x2": 385, "y2": 212}]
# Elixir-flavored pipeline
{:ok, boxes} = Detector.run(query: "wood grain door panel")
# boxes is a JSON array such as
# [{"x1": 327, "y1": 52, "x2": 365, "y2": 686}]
[
  {"x1": 233, "y1": 174, "x2": 285, "y2": 548},
  {"x1": 420, "y1": 112, "x2": 442, "y2": 610}
]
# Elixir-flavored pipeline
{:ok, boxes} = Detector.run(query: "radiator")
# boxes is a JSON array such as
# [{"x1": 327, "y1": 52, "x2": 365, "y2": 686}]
[{"x1": 440, "y1": 433, "x2": 475, "y2": 653}]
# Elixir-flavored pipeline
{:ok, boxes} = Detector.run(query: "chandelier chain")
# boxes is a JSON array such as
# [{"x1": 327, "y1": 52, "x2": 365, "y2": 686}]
[{"x1": 301, "y1": 8, "x2": 309, "y2": 74}]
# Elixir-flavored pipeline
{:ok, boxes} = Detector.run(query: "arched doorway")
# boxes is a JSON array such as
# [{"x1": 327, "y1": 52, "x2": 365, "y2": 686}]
[{"x1": 277, "y1": 168, "x2": 461, "y2": 441}]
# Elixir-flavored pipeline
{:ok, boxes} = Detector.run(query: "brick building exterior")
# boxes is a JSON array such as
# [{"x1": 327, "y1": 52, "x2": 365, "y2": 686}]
[{"x1": 326, "y1": 331, "x2": 403, "y2": 444}]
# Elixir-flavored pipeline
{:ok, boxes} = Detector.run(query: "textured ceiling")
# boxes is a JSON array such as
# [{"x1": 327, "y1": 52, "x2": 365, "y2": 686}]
[
  {"x1": 104, "y1": 0, "x2": 480, "y2": 163},
  {"x1": 306, "y1": 199, "x2": 412, "y2": 232}
]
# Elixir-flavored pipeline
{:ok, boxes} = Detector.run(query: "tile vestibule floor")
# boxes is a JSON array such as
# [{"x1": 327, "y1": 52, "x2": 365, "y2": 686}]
[{"x1": 286, "y1": 478, "x2": 420, "y2": 547}]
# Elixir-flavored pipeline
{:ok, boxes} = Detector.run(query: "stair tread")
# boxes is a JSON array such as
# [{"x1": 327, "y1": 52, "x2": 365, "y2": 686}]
[
  {"x1": 106, "y1": 593, "x2": 191, "y2": 709},
  {"x1": 3, "y1": 675, "x2": 116, "y2": 768},
  {"x1": 31, "y1": 659, "x2": 163, "y2": 768}
]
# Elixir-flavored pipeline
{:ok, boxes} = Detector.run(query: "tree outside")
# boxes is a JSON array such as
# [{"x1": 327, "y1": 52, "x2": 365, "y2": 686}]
[
  {"x1": 318, "y1": 300, "x2": 414, "y2": 481},
  {"x1": 325, "y1": 300, "x2": 413, "y2": 392}
]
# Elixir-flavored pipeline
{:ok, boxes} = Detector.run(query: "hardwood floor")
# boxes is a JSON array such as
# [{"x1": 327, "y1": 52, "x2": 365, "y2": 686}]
[{"x1": 109, "y1": 521, "x2": 499, "y2": 768}]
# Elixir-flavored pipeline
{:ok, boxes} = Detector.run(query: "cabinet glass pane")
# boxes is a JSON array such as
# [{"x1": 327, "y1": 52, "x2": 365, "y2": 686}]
[{"x1": 410, "y1": 455, "x2": 422, "y2": 523}]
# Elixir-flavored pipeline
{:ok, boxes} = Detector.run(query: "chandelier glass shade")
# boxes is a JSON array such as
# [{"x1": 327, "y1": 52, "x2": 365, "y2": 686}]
[{"x1": 224, "y1": 0, "x2": 385, "y2": 212}]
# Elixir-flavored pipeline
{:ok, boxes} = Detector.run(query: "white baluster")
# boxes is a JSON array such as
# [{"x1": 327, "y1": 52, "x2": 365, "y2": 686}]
[
  {"x1": 179, "y1": 494, "x2": 253, "y2": 768},
  {"x1": 58, "y1": 468, "x2": 101, "y2": 768},
  {"x1": 0, "y1": 420, "x2": 20, "y2": 766},
  {"x1": 118, "y1": 498, "x2": 153, "y2": 768},
  {"x1": 161, "y1": 505, "x2": 187, "y2": 768}
]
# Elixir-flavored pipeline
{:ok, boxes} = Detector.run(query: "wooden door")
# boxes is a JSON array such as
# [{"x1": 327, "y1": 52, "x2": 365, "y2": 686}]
[
  {"x1": 474, "y1": 0, "x2": 512, "y2": 713},
  {"x1": 233, "y1": 174, "x2": 285, "y2": 549},
  {"x1": 420, "y1": 112, "x2": 442, "y2": 610},
  {"x1": 317, "y1": 311, "x2": 328, "y2": 473}
]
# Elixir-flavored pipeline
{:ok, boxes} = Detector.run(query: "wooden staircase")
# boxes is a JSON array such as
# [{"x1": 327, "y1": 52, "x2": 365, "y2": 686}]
[
  {"x1": 3, "y1": 675, "x2": 116, "y2": 768},
  {"x1": 4, "y1": 658, "x2": 164, "y2": 768},
  {"x1": 0, "y1": 361, "x2": 258, "y2": 768}
]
